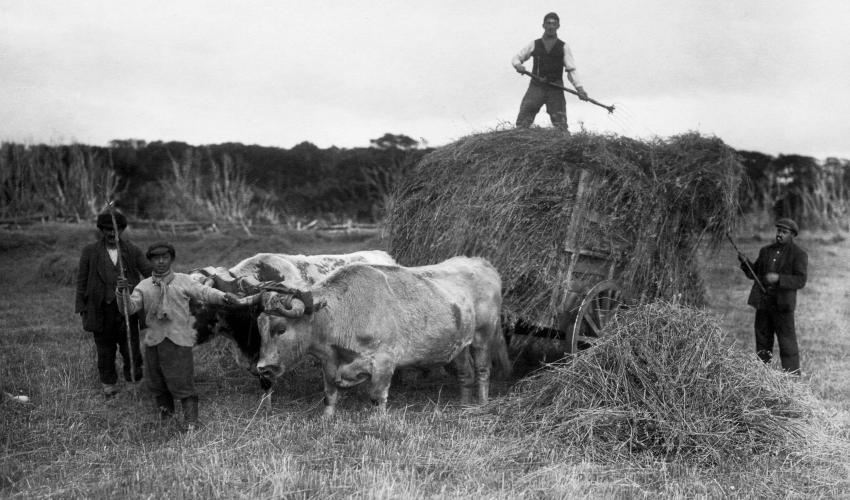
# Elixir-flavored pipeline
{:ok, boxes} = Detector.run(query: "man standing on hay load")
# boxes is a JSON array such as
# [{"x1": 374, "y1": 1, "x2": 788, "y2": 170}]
[
  {"x1": 116, "y1": 242, "x2": 240, "y2": 430},
  {"x1": 512, "y1": 12, "x2": 588, "y2": 130},
  {"x1": 76, "y1": 211, "x2": 152, "y2": 397},
  {"x1": 738, "y1": 218, "x2": 808, "y2": 375}
]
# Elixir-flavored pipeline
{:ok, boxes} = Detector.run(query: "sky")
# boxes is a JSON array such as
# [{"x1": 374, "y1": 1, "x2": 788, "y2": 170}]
[{"x1": 1, "y1": 0, "x2": 849, "y2": 158}]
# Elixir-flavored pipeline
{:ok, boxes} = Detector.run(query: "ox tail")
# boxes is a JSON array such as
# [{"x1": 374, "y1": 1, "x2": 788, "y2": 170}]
[{"x1": 489, "y1": 318, "x2": 512, "y2": 381}]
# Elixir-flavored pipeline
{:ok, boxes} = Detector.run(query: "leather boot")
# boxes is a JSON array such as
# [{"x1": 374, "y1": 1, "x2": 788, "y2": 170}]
[
  {"x1": 156, "y1": 395, "x2": 175, "y2": 420},
  {"x1": 181, "y1": 396, "x2": 199, "y2": 430}
]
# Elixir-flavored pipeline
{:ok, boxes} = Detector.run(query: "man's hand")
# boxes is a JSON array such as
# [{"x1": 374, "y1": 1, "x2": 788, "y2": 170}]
[
  {"x1": 514, "y1": 64, "x2": 526, "y2": 74},
  {"x1": 576, "y1": 86, "x2": 589, "y2": 101},
  {"x1": 765, "y1": 272, "x2": 779, "y2": 284},
  {"x1": 116, "y1": 277, "x2": 129, "y2": 294},
  {"x1": 223, "y1": 293, "x2": 240, "y2": 306}
]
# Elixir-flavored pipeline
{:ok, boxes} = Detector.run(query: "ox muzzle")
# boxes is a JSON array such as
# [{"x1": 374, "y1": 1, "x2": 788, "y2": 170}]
[{"x1": 256, "y1": 362, "x2": 283, "y2": 379}]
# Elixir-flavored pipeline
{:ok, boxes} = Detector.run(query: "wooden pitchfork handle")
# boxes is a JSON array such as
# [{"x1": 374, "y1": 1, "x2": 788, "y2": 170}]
[
  {"x1": 106, "y1": 201, "x2": 139, "y2": 392},
  {"x1": 725, "y1": 232, "x2": 767, "y2": 294},
  {"x1": 519, "y1": 69, "x2": 615, "y2": 114}
]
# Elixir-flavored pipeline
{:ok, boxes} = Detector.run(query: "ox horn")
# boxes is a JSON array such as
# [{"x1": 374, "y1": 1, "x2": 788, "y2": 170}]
[
  {"x1": 263, "y1": 293, "x2": 306, "y2": 318},
  {"x1": 229, "y1": 293, "x2": 264, "y2": 307},
  {"x1": 237, "y1": 275, "x2": 263, "y2": 294},
  {"x1": 278, "y1": 296, "x2": 306, "y2": 318}
]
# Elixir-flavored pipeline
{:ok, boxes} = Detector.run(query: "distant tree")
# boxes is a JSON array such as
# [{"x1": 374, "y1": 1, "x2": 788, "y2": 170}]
[
  {"x1": 369, "y1": 133, "x2": 419, "y2": 151},
  {"x1": 738, "y1": 150, "x2": 774, "y2": 213}
]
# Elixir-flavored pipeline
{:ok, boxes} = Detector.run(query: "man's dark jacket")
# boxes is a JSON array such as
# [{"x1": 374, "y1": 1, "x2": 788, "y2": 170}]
[
  {"x1": 75, "y1": 238, "x2": 152, "y2": 332},
  {"x1": 741, "y1": 241, "x2": 807, "y2": 311}
]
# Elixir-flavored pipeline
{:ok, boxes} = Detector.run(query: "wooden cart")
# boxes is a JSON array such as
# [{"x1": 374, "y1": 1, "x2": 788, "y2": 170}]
[{"x1": 509, "y1": 170, "x2": 632, "y2": 357}]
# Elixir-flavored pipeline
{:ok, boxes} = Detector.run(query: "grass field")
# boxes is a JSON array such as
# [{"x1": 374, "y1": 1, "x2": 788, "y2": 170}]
[{"x1": 1, "y1": 223, "x2": 848, "y2": 499}]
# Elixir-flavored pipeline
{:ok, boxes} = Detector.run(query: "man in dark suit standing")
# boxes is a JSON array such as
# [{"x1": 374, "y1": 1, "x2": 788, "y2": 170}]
[
  {"x1": 738, "y1": 218, "x2": 808, "y2": 374},
  {"x1": 75, "y1": 210, "x2": 152, "y2": 396}
]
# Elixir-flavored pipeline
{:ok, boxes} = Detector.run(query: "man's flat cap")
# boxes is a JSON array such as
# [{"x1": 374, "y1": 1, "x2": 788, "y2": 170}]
[{"x1": 775, "y1": 218, "x2": 799, "y2": 235}]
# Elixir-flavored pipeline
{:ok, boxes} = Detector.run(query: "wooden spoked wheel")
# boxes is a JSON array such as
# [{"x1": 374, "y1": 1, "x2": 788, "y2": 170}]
[{"x1": 570, "y1": 280, "x2": 623, "y2": 353}]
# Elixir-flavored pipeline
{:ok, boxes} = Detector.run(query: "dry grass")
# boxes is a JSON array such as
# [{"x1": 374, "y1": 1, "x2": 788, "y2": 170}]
[
  {"x1": 36, "y1": 252, "x2": 78, "y2": 286},
  {"x1": 475, "y1": 302, "x2": 817, "y2": 465},
  {"x1": 1, "y1": 223, "x2": 848, "y2": 499}
]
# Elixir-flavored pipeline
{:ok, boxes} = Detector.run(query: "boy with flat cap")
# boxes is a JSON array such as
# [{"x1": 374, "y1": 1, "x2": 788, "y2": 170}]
[
  {"x1": 737, "y1": 218, "x2": 808, "y2": 374},
  {"x1": 117, "y1": 241, "x2": 239, "y2": 429},
  {"x1": 76, "y1": 210, "x2": 151, "y2": 396}
]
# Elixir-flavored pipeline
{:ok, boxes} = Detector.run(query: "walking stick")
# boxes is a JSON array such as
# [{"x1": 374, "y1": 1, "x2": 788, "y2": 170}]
[
  {"x1": 106, "y1": 201, "x2": 138, "y2": 395},
  {"x1": 725, "y1": 232, "x2": 766, "y2": 294},
  {"x1": 518, "y1": 69, "x2": 616, "y2": 114}
]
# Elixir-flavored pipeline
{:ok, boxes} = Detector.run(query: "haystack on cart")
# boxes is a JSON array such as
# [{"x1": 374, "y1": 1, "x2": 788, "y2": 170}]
[{"x1": 386, "y1": 128, "x2": 742, "y2": 361}]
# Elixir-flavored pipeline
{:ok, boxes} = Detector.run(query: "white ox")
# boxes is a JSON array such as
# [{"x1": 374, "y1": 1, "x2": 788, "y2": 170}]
[
  {"x1": 251, "y1": 256, "x2": 509, "y2": 417},
  {"x1": 189, "y1": 250, "x2": 397, "y2": 389}
]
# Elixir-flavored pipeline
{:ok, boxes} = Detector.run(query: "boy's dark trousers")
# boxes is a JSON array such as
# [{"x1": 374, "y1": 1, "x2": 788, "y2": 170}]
[{"x1": 145, "y1": 338, "x2": 198, "y2": 423}]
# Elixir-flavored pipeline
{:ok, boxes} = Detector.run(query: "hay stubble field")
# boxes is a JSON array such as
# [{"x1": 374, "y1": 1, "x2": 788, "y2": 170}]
[{"x1": 1, "y1": 223, "x2": 848, "y2": 499}]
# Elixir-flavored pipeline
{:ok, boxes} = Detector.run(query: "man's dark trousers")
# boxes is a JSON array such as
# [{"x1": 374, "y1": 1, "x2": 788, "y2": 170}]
[
  {"x1": 516, "y1": 81, "x2": 568, "y2": 129},
  {"x1": 94, "y1": 301, "x2": 143, "y2": 384},
  {"x1": 754, "y1": 307, "x2": 800, "y2": 373}
]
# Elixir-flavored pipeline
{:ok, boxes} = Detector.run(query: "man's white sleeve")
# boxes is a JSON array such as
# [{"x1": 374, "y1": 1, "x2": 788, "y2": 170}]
[
  {"x1": 563, "y1": 43, "x2": 583, "y2": 88},
  {"x1": 511, "y1": 41, "x2": 535, "y2": 67}
]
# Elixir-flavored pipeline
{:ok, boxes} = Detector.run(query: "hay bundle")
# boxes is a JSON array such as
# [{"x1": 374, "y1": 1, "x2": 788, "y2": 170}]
[
  {"x1": 475, "y1": 302, "x2": 813, "y2": 463},
  {"x1": 386, "y1": 128, "x2": 742, "y2": 325},
  {"x1": 37, "y1": 252, "x2": 78, "y2": 285}
]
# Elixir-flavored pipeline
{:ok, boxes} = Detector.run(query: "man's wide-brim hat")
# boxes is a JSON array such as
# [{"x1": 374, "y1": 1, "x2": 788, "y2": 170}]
[
  {"x1": 146, "y1": 242, "x2": 176, "y2": 260},
  {"x1": 775, "y1": 218, "x2": 799, "y2": 236},
  {"x1": 96, "y1": 211, "x2": 127, "y2": 231}
]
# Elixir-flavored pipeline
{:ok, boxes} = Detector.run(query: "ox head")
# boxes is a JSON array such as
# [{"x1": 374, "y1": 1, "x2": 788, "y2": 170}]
[
  {"x1": 255, "y1": 283, "x2": 327, "y2": 379},
  {"x1": 188, "y1": 267, "x2": 272, "y2": 379}
]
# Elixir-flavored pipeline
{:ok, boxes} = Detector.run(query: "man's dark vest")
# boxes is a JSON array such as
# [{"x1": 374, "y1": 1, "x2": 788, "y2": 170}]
[{"x1": 531, "y1": 38, "x2": 565, "y2": 81}]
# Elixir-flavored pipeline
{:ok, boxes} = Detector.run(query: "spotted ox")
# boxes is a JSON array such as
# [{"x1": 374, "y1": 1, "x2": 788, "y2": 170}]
[
  {"x1": 251, "y1": 256, "x2": 509, "y2": 417},
  {"x1": 189, "y1": 250, "x2": 396, "y2": 389}
]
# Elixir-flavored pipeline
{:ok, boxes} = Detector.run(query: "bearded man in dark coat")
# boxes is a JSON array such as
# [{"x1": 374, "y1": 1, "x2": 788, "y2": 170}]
[
  {"x1": 738, "y1": 218, "x2": 808, "y2": 375},
  {"x1": 75, "y1": 211, "x2": 152, "y2": 395}
]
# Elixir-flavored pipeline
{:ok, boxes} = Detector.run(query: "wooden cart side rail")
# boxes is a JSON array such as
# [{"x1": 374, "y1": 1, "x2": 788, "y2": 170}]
[{"x1": 558, "y1": 170, "x2": 591, "y2": 310}]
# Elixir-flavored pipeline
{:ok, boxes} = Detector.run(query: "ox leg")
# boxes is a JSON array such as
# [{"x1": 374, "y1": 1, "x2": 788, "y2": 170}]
[
  {"x1": 321, "y1": 365, "x2": 341, "y2": 419},
  {"x1": 367, "y1": 359, "x2": 396, "y2": 414},
  {"x1": 471, "y1": 338, "x2": 492, "y2": 404},
  {"x1": 451, "y1": 347, "x2": 475, "y2": 405}
]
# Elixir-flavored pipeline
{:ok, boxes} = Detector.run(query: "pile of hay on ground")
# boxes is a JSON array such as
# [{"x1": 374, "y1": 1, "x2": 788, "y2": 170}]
[
  {"x1": 386, "y1": 128, "x2": 742, "y2": 326},
  {"x1": 474, "y1": 302, "x2": 814, "y2": 464},
  {"x1": 37, "y1": 252, "x2": 78, "y2": 285}
]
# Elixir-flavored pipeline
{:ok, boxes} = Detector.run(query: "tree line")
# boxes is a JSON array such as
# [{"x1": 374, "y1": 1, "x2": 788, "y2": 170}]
[
  {"x1": 0, "y1": 133, "x2": 429, "y2": 225},
  {"x1": 0, "y1": 134, "x2": 847, "y2": 230}
]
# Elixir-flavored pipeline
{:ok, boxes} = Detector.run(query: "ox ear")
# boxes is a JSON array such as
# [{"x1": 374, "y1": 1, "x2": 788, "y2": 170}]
[
  {"x1": 210, "y1": 269, "x2": 239, "y2": 293},
  {"x1": 190, "y1": 266, "x2": 219, "y2": 278}
]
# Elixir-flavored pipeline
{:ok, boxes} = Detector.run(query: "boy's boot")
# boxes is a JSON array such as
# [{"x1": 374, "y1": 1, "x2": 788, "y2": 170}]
[
  {"x1": 181, "y1": 396, "x2": 199, "y2": 431},
  {"x1": 156, "y1": 394, "x2": 175, "y2": 420}
]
